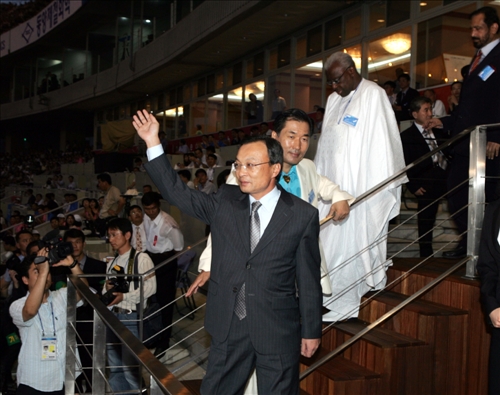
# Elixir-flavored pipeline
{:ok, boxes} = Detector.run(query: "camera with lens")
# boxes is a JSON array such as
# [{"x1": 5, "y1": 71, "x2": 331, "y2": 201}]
[
  {"x1": 101, "y1": 264, "x2": 129, "y2": 306},
  {"x1": 34, "y1": 237, "x2": 73, "y2": 266}
]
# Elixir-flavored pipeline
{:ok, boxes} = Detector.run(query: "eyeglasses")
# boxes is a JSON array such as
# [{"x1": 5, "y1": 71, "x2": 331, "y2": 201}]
[
  {"x1": 327, "y1": 66, "x2": 351, "y2": 86},
  {"x1": 233, "y1": 161, "x2": 271, "y2": 171}
]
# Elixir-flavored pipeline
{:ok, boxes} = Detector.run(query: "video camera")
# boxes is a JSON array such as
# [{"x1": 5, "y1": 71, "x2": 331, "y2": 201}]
[
  {"x1": 101, "y1": 264, "x2": 129, "y2": 306},
  {"x1": 33, "y1": 237, "x2": 73, "y2": 266},
  {"x1": 5, "y1": 252, "x2": 21, "y2": 271}
]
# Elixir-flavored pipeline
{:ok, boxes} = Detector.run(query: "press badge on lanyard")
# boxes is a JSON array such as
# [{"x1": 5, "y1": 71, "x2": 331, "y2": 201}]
[
  {"x1": 38, "y1": 302, "x2": 57, "y2": 361},
  {"x1": 342, "y1": 114, "x2": 359, "y2": 127},
  {"x1": 478, "y1": 65, "x2": 495, "y2": 81}
]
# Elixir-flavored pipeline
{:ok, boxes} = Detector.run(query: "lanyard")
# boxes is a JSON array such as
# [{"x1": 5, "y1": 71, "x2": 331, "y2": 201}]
[
  {"x1": 37, "y1": 301, "x2": 56, "y2": 337},
  {"x1": 337, "y1": 83, "x2": 360, "y2": 125}
]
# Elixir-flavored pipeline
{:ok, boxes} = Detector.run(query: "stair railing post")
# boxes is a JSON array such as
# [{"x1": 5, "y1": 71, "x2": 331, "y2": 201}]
[
  {"x1": 65, "y1": 279, "x2": 77, "y2": 394},
  {"x1": 465, "y1": 125, "x2": 487, "y2": 279}
]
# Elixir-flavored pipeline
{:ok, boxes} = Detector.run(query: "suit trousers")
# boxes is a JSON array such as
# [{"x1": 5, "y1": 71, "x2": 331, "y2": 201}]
[
  {"x1": 448, "y1": 154, "x2": 500, "y2": 248},
  {"x1": 147, "y1": 251, "x2": 177, "y2": 349},
  {"x1": 200, "y1": 313, "x2": 300, "y2": 395},
  {"x1": 489, "y1": 327, "x2": 500, "y2": 395}
]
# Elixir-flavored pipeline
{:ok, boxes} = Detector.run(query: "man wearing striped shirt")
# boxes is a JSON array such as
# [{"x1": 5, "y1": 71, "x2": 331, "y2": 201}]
[{"x1": 103, "y1": 218, "x2": 156, "y2": 393}]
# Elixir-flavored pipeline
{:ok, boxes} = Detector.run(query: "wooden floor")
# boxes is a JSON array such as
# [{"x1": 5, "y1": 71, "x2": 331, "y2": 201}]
[{"x1": 179, "y1": 257, "x2": 491, "y2": 395}]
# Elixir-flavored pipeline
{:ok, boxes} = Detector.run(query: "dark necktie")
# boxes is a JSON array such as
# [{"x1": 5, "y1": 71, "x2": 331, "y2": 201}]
[
  {"x1": 469, "y1": 50, "x2": 483, "y2": 74},
  {"x1": 235, "y1": 201, "x2": 262, "y2": 320},
  {"x1": 422, "y1": 130, "x2": 447, "y2": 170}
]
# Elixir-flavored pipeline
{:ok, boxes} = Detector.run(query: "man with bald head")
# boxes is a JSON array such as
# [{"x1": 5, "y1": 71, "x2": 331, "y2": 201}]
[{"x1": 315, "y1": 51, "x2": 407, "y2": 322}]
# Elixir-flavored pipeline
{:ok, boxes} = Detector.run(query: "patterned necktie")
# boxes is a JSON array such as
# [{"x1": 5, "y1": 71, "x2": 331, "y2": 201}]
[
  {"x1": 235, "y1": 201, "x2": 262, "y2": 320},
  {"x1": 469, "y1": 50, "x2": 483, "y2": 74},
  {"x1": 136, "y1": 226, "x2": 143, "y2": 252},
  {"x1": 422, "y1": 130, "x2": 447, "y2": 170}
]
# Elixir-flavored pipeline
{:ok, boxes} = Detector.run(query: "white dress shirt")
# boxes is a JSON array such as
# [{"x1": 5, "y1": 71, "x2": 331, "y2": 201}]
[
  {"x1": 104, "y1": 248, "x2": 156, "y2": 310},
  {"x1": 10, "y1": 289, "x2": 70, "y2": 392},
  {"x1": 248, "y1": 186, "x2": 281, "y2": 238},
  {"x1": 143, "y1": 211, "x2": 184, "y2": 253}
]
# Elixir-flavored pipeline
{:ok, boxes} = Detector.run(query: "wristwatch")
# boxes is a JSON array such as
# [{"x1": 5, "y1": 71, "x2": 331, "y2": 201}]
[{"x1": 69, "y1": 260, "x2": 78, "y2": 269}]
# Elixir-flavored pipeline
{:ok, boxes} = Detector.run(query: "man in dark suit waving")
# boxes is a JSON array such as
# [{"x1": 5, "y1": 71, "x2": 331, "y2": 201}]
[
  {"x1": 133, "y1": 109, "x2": 322, "y2": 395},
  {"x1": 400, "y1": 96, "x2": 448, "y2": 257}
]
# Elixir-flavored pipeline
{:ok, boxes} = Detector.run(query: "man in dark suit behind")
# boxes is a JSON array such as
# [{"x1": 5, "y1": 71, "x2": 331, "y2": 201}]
[
  {"x1": 429, "y1": 6, "x2": 500, "y2": 258},
  {"x1": 133, "y1": 109, "x2": 322, "y2": 395},
  {"x1": 63, "y1": 229, "x2": 106, "y2": 393},
  {"x1": 393, "y1": 73, "x2": 420, "y2": 123},
  {"x1": 477, "y1": 197, "x2": 500, "y2": 395},
  {"x1": 400, "y1": 96, "x2": 449, "y2": 257}
]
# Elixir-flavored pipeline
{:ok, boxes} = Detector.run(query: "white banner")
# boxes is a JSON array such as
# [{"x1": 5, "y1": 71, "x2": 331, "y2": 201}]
[{"x1": 0, "y1": 0, "x2": 84, "y2": 58}]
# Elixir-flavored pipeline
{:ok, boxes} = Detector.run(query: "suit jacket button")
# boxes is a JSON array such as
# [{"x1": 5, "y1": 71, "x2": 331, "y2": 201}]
[
  {"x1": 246, "y1": 264, "x2": 251, "y2": 269},
  {"x1": 233, "y1": 287, "x2": 238, "y2": 293}
]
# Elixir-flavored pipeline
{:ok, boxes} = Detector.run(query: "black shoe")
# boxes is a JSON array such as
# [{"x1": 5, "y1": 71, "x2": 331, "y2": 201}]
[
  {"x1": 442, "y1": 246, "x2": 466, "y2": 259},
  {"x1": 153, "y1": 345, "x2": 168, "y2": 358}
]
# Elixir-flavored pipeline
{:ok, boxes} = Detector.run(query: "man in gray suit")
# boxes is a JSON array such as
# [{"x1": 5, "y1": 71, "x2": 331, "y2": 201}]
[{"x1": 133, "y1": 109, "x2": 322, "y2": 395}]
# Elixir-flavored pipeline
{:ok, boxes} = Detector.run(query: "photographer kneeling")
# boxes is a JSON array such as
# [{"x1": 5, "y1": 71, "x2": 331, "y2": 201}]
[
  {"x1": 103, "y1": 218, "x2": 156, "y2": 393},
  {"x1": 9, "y1": 246, "x2": 88, "y2": 395}
]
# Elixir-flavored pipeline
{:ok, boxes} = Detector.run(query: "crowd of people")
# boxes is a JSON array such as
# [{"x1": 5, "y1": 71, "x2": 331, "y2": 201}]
[
  {"x1": 0, "y1": 0, "x2": 53, "y2": 34},
  {"x1": 0, "y1": 5, "x2": 499, "y2": 395}
]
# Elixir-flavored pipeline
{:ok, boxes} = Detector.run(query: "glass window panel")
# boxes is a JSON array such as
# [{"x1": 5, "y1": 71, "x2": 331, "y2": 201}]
[
  {"x1": 325, "y1": 17, "x2": 342, "y2": 49},
  {"x1": 368, "y1": 27, "x2": 412, "y2": 86},
  {"x1": 387, "y1": 0, "x2": 410, "y2": 27},
  {"x1": 244, "y1": 81, "x2": 265, "y2": 125},
  {"x1": 227, "y1": 87, "x2": 243, "y2": 129},
  {"x1": 183, "y1": 84, "x2": 191, "y2": 102},
  {"x1": 232, "y1": 62, "x2": 242, "y2": 85},
  {"x1": 416, "y1": 3, "x2": 477, "y2": 89},
  {"x1": 246, "y1": 59, "x2": 254, "y2": 80},
  {"x1": 207, "y1": 74, "x2": 215, "y2": 94},
  {"x1": 296, "y1": 36, "x2": 307, "y2": 60},
  {"x1": 270, "y1": 47, "x2": 278, "y2": 70},
  {"x1": 278, "y1": 40, "x2": 291, "y2": 67},
  {"x1": 198, "y1": 77, "x2": 206, "y2": 97},
  {"x1": 158, "y1": 93, "x2": 165, "y2": 110},
  {"x1": 254, "y1": 52, "x2": 264, "y2": 77},
  {"x1": 369, "y1": 2, "x2": 386, "y2": 32},
  {"x1": 176, "y1": 87, "x2": 183, "y2": 104},
  {"x1": 215, "y1": 72, "x2": 224, "y2": 90},
  {"x1": 192, "y1": 100, "x2": 206, "y2": 135},
  {"x1": 268, "y1": 73, "x2": 291, "y2": 120},
  {"x1": 207, "y1": 94, "x2": 224, "y2": 132},
  {"x1": 419, "y1": 1, "x2": 442, "y2": 13},
  {"x1": 342, "y1": 44, "x2": 362, "y2": 73},
  {"x1": 307, "y1": 26, "x2": 322, "y2": 57},
  {"x1": 169, "y1": 89, "x2": 176, "y2": 107},
  {"x1": 344, "y1": 10, "x2": 361, "y2": 40},
  {"x1": 176, "y1": 0, "x2": 190, "y2": 23},
  {"x1": 294, "y1": 60, "x2": 323, "y2": 114},
  {"x1": 193, "y1": 0, "x2": 204, "y2": 10}
]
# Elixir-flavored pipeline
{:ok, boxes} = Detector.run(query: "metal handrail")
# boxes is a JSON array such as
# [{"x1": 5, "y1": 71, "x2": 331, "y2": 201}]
[
  {"x1": 68, "y1": 274, "x2": 195, "y2": 395},
  {"x1": 300, "y1": 122, "x2": 497, "y2": 380}
]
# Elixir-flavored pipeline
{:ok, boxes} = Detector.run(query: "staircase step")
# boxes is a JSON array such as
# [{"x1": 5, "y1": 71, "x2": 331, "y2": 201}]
[
  {"x1": 300, "y1": 347, "x2": 380, "y2": 395},
  {"x1": 359, "y1": 290, "x2": 468, "y2": 395},
  {"x1": 323, "y1": 318, "x2": 432, "y2": 395}
]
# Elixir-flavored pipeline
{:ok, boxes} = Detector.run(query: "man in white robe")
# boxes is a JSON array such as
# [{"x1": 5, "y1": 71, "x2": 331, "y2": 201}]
[{"x1": 315, "y1": 52, "x2": 407, "y2": 322}]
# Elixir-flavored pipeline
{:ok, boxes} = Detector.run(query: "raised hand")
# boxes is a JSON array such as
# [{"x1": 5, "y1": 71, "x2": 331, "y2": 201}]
[{"x1": 132, "y1": 109, "x2": 161, "y2": 148}]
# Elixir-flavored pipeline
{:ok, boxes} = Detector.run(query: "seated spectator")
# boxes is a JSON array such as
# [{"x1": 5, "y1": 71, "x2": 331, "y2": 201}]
[
  {"x1": 43, "y1": 218, "x2": 62, "y2": 242},
  {"x1": 215, "y1": 131, "x2": 230, "y2": 147},
  {"x1": 0, "y1": 208, "x2": 6, "y2": 230},
  {"x1": 23, "y1": 189, "x2": 36, "y2": 207},
  {"x1": 134, "y1": 157, "x2": 146, "y2": 172},
  {"x1": 194, "y1": 169, "x2": 216, "y2": 194},
  {"x1": 66, "y1": 214, "x2": 76, "y2": 229},
  {"x1": 174, "y1": 153, "x2": 194, "y2": 169},
  {"x1": 143, "y1": 185, "x2": 153, "y2": 194},
  {"x1": 260, "y1": 122, "x2": 271, "y2": 136},
  {"x1": 67, "y1": 175, "x2": 77, "y2": 190},
  {"x1": 206, "y1": 146, "x2": 223, "y2": 166},
  {"x1": 177, "y1": 170, "x2": 195, "y2": 189},
  {"x1": 205, "y1": 154, "x2": 220, "y2": 182},
  {"x1": 383, "y1": 80, "x2": 397, "y2": 106},
  {"x1": 423, "y1": 89, "x2": 447, "y2": 117},
  {"x1": 230, "y1": 129, "x2": 240, "y2": 145},
  {"x1": 86, "y1": 199, "x2": 100, "y2": 222},
  {"x1": 176, "y1": 139, "x2": 189, "y2": 154},
  {"x1": 56, "y1": 174, "x2": 65, "y2": 189},
  {"x1": 447, "y1": 81, "x2": 462, "y2": 113}
]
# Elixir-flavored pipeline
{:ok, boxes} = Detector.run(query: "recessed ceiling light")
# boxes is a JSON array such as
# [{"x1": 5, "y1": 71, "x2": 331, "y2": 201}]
[
  {"x1": 377, "y1": 19, "x2": 385, "y2": 23},
  {"x1": 420, "y1": 2, "x2": 427, "y2": 6}
]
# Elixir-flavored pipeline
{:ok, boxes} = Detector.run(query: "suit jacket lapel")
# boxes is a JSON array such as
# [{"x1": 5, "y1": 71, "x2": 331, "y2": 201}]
[
  {"x1": 492, "y1": 203, "x2": 500, "y2": 257},
  {"x1": 251, "y1": 192, "x2": 293, "y2": 258},
  {"x1": 232, "y1": 195, "x2": 251, "y2": 256}
]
